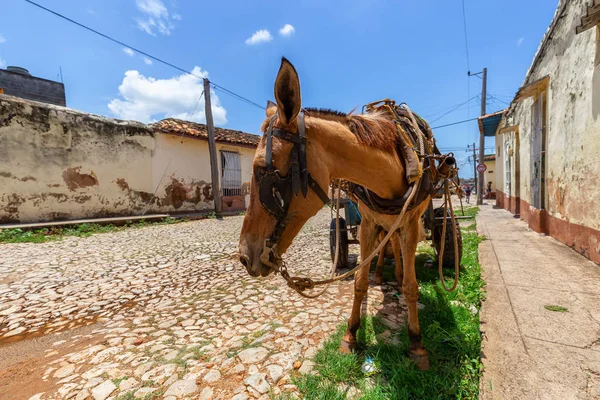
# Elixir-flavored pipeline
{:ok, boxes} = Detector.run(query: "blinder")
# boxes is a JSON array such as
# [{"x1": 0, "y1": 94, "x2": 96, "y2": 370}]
[{"x1": 257, "y1": 111, "x2": 330, "y2": 259}]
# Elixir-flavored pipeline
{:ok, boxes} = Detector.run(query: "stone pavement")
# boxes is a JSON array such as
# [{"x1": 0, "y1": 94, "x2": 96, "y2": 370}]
[
  {"x1": 0, "y1": 209, "x2": 403, "y2": 400},
  {"x1": 477, "y1": 202, "x2": 600, "y2": 400}
]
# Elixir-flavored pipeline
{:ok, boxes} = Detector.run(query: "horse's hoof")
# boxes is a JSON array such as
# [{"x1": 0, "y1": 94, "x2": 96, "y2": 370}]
[
  {"x1": 339, "y1": 339, "x2": 356, "y2": 354},
  {"x1": 410, "y1": 351, "x2": 430, "y2": 371},
  {"x1": 373, "y1": 276, "x2": 383, "y2": 285}
]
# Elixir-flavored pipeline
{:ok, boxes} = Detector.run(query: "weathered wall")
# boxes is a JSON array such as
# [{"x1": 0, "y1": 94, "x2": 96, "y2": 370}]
[
  {"x1": 498, "y1": 0, "x2": 600, "y2": 262},
  {"x1": 0, "y1": 69, "x2": 66, "y2": 106},
  {"x1": 152, "y1": 134, "x2": 255, "y2": 213},
  {"x1": 0, "y1": 94, "x2": 256, "y2": 223}
]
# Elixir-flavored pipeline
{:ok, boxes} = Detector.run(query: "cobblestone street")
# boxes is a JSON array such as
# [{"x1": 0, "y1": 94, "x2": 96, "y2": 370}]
[{"x1": 0, "y1": 209, "x2": 404, "y2": 400}]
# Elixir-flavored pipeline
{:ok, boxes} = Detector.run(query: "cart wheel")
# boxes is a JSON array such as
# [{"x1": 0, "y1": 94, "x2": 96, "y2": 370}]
[
  {"x1": 330, "y1": 218, "x2": 349, "y2": 269},
  {"x1": 431, "y1": 208, "x2": 463, "y2": 269}
]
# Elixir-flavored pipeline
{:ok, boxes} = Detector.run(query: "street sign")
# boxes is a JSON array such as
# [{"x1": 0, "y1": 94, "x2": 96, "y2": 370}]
[{"x1": 477, "y1": 164, "x2": 487, "y2": 173}]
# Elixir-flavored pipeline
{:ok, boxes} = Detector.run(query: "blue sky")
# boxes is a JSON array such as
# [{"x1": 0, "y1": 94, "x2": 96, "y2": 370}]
[{"x1": 2, "y1": 0, "x2": 558, "y2": 177}]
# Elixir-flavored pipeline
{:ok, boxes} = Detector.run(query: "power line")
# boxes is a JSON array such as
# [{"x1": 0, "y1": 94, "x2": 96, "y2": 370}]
[
  {"x1": 431, "y1": 117, "x2": 479, "y2": 130},
  {"x1": 424, "y1": 95, "x2": 478, "y2": 118},
  {"x1": 488, "y1": 97, "x2": 504, "y2": 111},
  {"x1": 23, "y1": 0, "x2": 265, "y2": 111},
  {"x1": 424, "y1": 95, "x2": 479, "y2": 119},
  {"x1": 489, "y1": 94, "x2": 510, "y2": 105},
  {"x1": 429, "y1": 95, "x2": 480, "y2": 123},
  {"x1": 461, "y1": 0, "x2": 471, "y2": 72}
]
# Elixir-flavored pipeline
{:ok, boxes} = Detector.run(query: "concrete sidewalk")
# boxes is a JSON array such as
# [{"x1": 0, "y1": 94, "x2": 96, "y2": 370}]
[{"x1": 477, "y1": 203, "x2": 600, "y2": 400}]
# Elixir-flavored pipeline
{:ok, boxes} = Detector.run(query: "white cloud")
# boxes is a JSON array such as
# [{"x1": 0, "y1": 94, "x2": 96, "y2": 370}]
[
  {"x1": 517, "y1": 37, "x2": 524, "y2": 47},
  {"x1": 135, "y1": 0, "x2": 178, "y2": 36},
  {"x1": 123, "y1": 47, "x2": 135, "y2": 56},
  {"x1": 143, "y1": 56, "x2": 153, "y2": 65},
  {"x1": 0, "y1": 34, "x2": 6, "y2": 44},
  {"x1": 0, "y1": 58, "x2": 6, "y2": 69},
  {"x1": 245, "y1": 29, "x2": 273, "y2": 45},
  {"x1": 108, "y1": 67, "x2": 227, "y2": 125},
  {"x1": 279, "y1": 24, "x2": 295, "y2": 37}
]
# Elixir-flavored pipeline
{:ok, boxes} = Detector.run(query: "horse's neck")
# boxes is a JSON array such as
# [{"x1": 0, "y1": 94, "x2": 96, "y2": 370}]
[{"x1": 318, "y1": 130, "x2": 407, "y2": 199}]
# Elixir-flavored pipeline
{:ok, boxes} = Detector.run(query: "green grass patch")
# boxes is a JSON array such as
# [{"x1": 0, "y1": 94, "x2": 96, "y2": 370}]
[
  {"x1": 544, "y1": 305, "x2": 568, "y2": 313},
  {"x1": 188, "y1": 345, "x2": 209, "y2": 361},
  {"x1": 143, "y1": 389, "x2": 165, "y2": 400},
  {"x1": 290, "y1": 211, "x2": 485, "y2": 399},
  {"x1": 115, "y1": 391, "x2": 135, "y2": 400},
  {"x1": 112, "y1": 376, "x2": 129, "y2": 387},
  {"x1": 455, "y1": 206, "x2": 479, "y2": 218},
  {"x1": 0, "y1": 217, "x2": 184, "y2": 243}
]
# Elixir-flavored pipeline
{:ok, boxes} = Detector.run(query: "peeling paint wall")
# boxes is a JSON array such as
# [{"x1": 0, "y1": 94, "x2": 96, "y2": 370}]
[
  {"x1": 497, "y1": 0, "x2": 600, "y2": 261},
  {"x1": 152, "y1": 135, "x2": 255, "y2": 213},
  {"x1": 0, "y1": 94, "x2": 257, "y2": 223}
]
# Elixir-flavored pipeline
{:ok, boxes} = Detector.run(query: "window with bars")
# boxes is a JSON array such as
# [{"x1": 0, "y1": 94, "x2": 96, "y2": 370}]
[{"x1": 221, "y1": 151, "x2": 242, "y2": 196}]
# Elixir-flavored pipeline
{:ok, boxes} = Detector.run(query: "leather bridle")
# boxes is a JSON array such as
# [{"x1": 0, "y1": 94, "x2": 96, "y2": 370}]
[{"x1": 256, "y1": 111, "x2": 330, "y2": 269}]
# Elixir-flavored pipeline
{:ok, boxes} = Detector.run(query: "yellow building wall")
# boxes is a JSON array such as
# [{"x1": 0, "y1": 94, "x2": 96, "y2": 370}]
[{"x1": 484, "y1": 159, "x2": 496, "y2": 193}]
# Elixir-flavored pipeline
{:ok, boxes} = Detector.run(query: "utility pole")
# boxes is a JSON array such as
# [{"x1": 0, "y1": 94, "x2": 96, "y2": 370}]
[
  {"x1": 203, "y1": 78, "x2": 222, "y2": 214},
  {"x1": 477, "y1": 67, "x2": 487, "y2": 205}
]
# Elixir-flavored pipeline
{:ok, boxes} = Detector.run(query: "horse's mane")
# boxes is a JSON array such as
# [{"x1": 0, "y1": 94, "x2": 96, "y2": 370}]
[
  {"x1": 260, "y1": 106, "x2": 398, "y2": 152},
  {"x1": 304, "y1": 108, "x2": 397, "y2": 152}
]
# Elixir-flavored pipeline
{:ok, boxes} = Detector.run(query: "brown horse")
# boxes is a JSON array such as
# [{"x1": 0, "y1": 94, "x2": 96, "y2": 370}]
[{"x1": 238, "y1": 58, "x2": 431, "y2": 370}]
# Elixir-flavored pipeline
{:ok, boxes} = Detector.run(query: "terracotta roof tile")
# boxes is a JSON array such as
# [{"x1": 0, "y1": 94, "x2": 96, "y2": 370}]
[{"x1": 152, "y1": 118, "x2": 261, "y2": 148}]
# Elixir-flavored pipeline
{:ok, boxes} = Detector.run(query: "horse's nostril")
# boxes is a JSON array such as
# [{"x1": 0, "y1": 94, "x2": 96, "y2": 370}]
[{"x1": 240, "y1": 255, "x2": 250, "y2": 268}]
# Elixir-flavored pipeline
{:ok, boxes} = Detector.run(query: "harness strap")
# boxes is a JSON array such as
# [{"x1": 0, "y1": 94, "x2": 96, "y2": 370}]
[
  {"x1": 298, "y1": 111, "x2": 309, "y2": 198},
  {"x1": 307, "y1": 174, "x2": 330, "y2": 205},
  {"x1": 261, "y1": 111, "x2": 331, "y2": 256},
  {"x1": 265, "y1": 116, "x2": 276, "y2": 171},
  {"x1": 272, "y1": 129, "x2": 306, "y2": 144}
]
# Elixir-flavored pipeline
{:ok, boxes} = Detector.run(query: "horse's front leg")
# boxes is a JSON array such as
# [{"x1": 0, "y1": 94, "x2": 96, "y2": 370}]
[
  {"x1": 400, "y1": 217, "x2": 430, "y2": 370},
  {"x1": 340, "y1": 218, "x2": 377, "y2": 353},
  {"x1": 391, "y1": 233, "x2": 403, "y2": 289}
]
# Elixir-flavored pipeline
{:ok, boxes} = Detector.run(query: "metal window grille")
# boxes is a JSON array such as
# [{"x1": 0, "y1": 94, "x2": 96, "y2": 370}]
[{"x1": 221, "y1": 151, "x2": 242, "y2": 196}]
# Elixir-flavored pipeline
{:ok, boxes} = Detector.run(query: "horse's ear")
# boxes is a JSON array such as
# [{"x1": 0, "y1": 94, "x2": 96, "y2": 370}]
[{"x1": 274, "y1": 57, "x2": 301, "y2": 126}]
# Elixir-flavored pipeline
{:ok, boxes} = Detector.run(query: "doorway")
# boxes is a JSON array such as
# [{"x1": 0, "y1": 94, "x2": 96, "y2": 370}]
[
  {"x1": 221, "y1": 151, "x2": 244, "y2": 211},
  {"x1": 530, "y1": 92, "x2": 547, "y2": 210}
]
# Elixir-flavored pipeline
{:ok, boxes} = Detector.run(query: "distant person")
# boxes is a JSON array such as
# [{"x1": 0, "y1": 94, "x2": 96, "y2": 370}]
[
  {"x1": 487, "y1": 181, "x2": 492, "y2": 199},
  {"x1": 465, "y1": 185, "x2": 472, "y2": 204}
]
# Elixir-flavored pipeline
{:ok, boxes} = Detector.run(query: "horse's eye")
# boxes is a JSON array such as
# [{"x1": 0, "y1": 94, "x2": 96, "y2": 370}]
[{"x1": 254, "y1": 166, "x2": 266, "y2": 176}]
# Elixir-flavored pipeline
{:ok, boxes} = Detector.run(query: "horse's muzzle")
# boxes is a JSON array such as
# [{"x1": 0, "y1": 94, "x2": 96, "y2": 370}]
[{"x1": 239, "y1": 245, "x2": 276, "y2": 277}]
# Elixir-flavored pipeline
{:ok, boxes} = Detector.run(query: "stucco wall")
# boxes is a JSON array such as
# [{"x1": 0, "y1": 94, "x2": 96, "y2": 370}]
[
  {"x1": 0, "y1": 94, "x2": 256, "y2": 223},
  {"x1": 484, "y1": 159, "x2": 496, "y2": 192},
  {"x1": 153, "y1": 134, "x2": 255, "y2": 212},
  {"x1": 497, "y1": 0, "x2": 600, "y2": 260}
]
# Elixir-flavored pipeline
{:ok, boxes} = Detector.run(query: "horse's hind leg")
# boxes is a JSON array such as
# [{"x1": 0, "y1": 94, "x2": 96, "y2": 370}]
[
  {"x1": 400, "y1": 216, "x2": 430, "y2": 370},
  {"x1": 374, "y1": 230, "x2": 386, "y2": 285},
  {"x1": 340, "y1": 217, "x2": 377, "y2": 354}
]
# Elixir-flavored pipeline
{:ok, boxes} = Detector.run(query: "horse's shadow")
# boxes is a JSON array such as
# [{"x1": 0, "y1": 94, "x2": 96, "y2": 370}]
[{"x1": 343, "y1": 252, "x2": 478, "y2": 398}]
